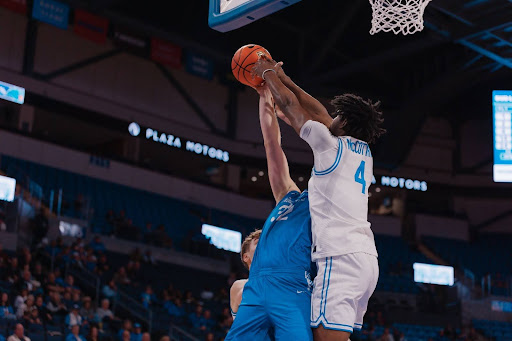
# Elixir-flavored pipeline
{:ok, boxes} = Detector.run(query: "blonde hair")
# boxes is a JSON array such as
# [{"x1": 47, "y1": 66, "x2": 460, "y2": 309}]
[{"x1": 240, "y1": 229, "x2": 262, "y2": 270}]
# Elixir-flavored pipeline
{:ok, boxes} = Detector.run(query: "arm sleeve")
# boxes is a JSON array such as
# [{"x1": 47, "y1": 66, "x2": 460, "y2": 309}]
[{"x1": 300, "y1": 120, "x2": 339, "y2": 153}]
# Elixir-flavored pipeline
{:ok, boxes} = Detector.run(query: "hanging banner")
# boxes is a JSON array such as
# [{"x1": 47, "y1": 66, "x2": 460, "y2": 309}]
[
  {"x1": 32, "y1": 0, "x2": 69, "y2": 30},
  {"x1": 73, "y1": 9, "x2": 109, "y2": 44},
  {"x1": 112, "y1": 27, "x2": 148, "y2": 56},
  {"x1": 150, "y1": 38, "x2": 182, "y2": 68},
  {"x1": 185, "y1": 51, "x2": 214, "y2": 80},
  {"x1": 0, "y1": 0, "x2": 27, "y2": 14}
]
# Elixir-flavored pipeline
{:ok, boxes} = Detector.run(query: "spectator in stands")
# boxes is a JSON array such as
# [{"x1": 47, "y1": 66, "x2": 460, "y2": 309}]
[
  {"x1": 74, "y1": 194, "x2": 86, "y2": 219},
  {"x1": 0, "y1": 292, "x2": 15, "y2": 319},
  {"x1": 27, "y1": 308, "x2": 42, "y2": 325},
  {"x1": 166, "y1": 298, "x2": 185, "y2": 321},
  {"x1": 188, "y1": 305, "x2": 205, "y2": 331},
  {"x1": 202, "y1": 310, "x2": 215, "y2": 332},
  {"x1": 80, "y1": 297, "x2": 96, "y2": 323},
  {"x1": 205, "y1": 333, "x2": 214, "y2": 341},
  {"x1": 66, "y1": 304, "x2": 83, "y2": 327},
  {"x1": 66, "y1": 324, "x2": 86, "y2": 341},
  {"x1": 141, "y1": 285, "x2": 156, "y2": 308},
  {"x1": 88, "y1": 236, "x2": 106, "y2": 253},
  {"x1": 86, "y1": 325, "x2": 99, "y2": 341},
  {"x1": 96, "y1": 298, "x2": 114, "y2": 322},
  {"x1": 159, "y1": 337, "x2": 170, "y2": 341},
  {"x1": 113, "y1": 267, "x2": 130, "y2": 285},
  {"x1": 376, "y1": 311, "x2": 386, "y2": 326},
  {"x1": 46, "y1": 293, "x2": 68, "y2": 316},
  {"x1": 43, "y1": 273, "x2": 64, "y2": 294},
  {"x1": 126, "y1": 261, "x2": 141, "y2": 282},
  {"x1": 142, "y1": 250, "x2": 156, "y2": 265},
  {"x1": 183, "y1": 290, "x2": 196, "y2": 309},
  {"x1": 153, "y1": 225, "x2": 171, "y2": 248},
  {"x1": 118, "y1": 320, "x2": 132, "y2": 341},
  {"x1": 130, "y1": 249, "x2": 143, "y2": 263},
  {"x1": 64, "y1": 275, "x2": 80, "y2": 295},
  {"x1": 121, "y1": 331, "x2": 130, "y2": 341},
  {"x1": 102, "y1": 280, "x2": 118, "y2": 300},
  {"x1": 16, "y1": 294, "x2": 34, "y2": 319},
  {"x1": 31, "y1": 263, "x2": 45, "y2": 284},
  {"x1": 363, "y1": 325, "x2": 377, "y2": 341},
  {"x1": 7, "y1": 323, "x2": 30, "y2": 341},
  {"x1": 35, "y1": 295, "x2": 52, "y2": 324},
  {"x1": 131, "y1": 323, "x2": 142, "y2": 341},
  {"x1": 95, "y1": 254, "x2": 109, "y2": 275},
  {"x1": 380, "y1": 328, "x2": 395, "y2": 341},
  {"x1": 17, "y1": 270, "x2": 38, "y2": 292},
  {"x1": 14, "y1": 287, "x2": 28, "y2": 312},
  {"x1": 398, "y1": 332, "x2": 407, "y2": 341},
  {"x1": 6, "y1": 257, "x2": 20, "y2": 283},
  {"x1": 142, "y1": 333, "x2": 150, "y2": 341},
  {"x1": 0, "y1": 244, "x2": 8, "y2": 266}
]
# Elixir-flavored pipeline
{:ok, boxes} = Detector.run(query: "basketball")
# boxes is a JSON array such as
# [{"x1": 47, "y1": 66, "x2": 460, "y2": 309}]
[{"x1": 231, "y1": 44, "x2": 272, "y2": 87}]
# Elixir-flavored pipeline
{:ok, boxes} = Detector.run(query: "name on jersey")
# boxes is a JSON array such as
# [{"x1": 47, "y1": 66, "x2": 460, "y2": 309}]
[{"x1": 346, "y1": 139, "x2": 372, "y2": 157}]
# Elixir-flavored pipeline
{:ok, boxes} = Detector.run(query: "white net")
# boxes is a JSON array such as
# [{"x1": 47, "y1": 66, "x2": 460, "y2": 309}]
[{"x1": 369, "y1": 0, "x2": 432, "y2": 35}]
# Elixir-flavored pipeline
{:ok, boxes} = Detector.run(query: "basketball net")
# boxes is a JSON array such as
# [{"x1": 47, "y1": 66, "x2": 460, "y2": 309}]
[{"x1": 369, "y1": 0, "x2": 432, "y2": 35}]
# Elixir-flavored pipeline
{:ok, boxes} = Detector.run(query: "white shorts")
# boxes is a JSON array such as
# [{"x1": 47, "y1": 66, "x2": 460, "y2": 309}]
[{"x1": 310, "y1": 253, "x2": 379, "y2": 333}]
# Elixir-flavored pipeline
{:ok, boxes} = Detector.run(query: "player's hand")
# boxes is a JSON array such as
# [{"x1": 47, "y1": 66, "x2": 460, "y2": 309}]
[
  {"x1": 275, "y1": 61, "x2": 285, "y2": 79},
  {"x1": 252, "y1": 55, "x2": 279, "y2": 79},
  {"x1": 251, "y1": 83, "x2": 270, "y2": 97}
]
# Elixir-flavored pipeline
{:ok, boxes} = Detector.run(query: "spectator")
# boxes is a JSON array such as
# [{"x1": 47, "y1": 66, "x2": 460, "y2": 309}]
[
  {"x1": 95, "y1": 254, "x2": 109, "y2": 275},
  {"x1": 80, "y1": 297, "x2": 96, "y2": 322},
  {"x1": 188, "y1": 305, "x2": 205, "y2": 331},
  {"x1": 126, "y1": 261, "x2": 141, "y2": 282},
  {"x1": 66, "y1": 324, "x2": 86, "y2": 341},
  {"x1": 102, "y1": 280, "x2": 118, "y2": 300},
  {"x1": 96, "y1": 299, "x2": 114, "y2": 322},
  {"x1": 202, "y1": 310, "x2": 215, "y2": 332},
  {"x1": 142, "y1": 333, "x2": 150, "y2": 341},
  {"x1": 46, "y1": 293, "x2": 68, "y2": 316},
  {"x1": 88, "y1": 236, "x2": 106, "y2": 253},
  {"x1": 0, "y1": 292, "x2": 15, "y2": 319},
  {"x1": 130, "y1": 249, "x2": 143, "y2": 263},
  {"x1": 64, "y1": 275, "x2": 80, "y2": 294},
  {"x1": 31, "y1": 263, "x2": 45, "y2": 284},
  {"x1": 14, "y1": 288, "x2": 28, "y2": 311},
  {"x1": 131, "y1": 323, "x2": 142, "y2": 341},
  {"x1": 17, "y1": 270, "x2": 38, "y2": 292},
  {"x1": 118, "y1": 320, "x2": 132, "y2": 341},
  {"x1": 43, "y1": 273, "x2": 64, "y2": 294},
  {"x1": 380, "y1": 328, "x2": 395, "y2": 341},
  {"x1": 7, "y1": 324, "x2": 30, "y2": 341},
  {"x1": 35, "y1": 295, "x2": 52, "y2": 324},
  {"x1": 121, "y1": 331, "x2": 130, "y2": 341},
  {"x1": 113, "y1": 267, "x2": 130, "y2": 285},
  {"x1": 65, "y1": 304, "x2": 83, "y2": 327},
  {"x1": 143, "y1": 223, "x2": 154, "y2": 244},
  {"x1": 16, "y1": 294, "x2": 34, "y2": 319},
  {"x1": 141, "y1": 285, "x2": 156, "y2": 308},
  {"x1": 363, "y1": 325, "x2": 377, "y2": 341},
  {"x1": 376, "y1": 311, "x2": 386, "y2": 326},
  {"x1": 5, "y1": 257, "x2": 20, "y2": 283},
  {"x1": 27, "y1": 308, "x2": 42, "y2": 325},
  {"x1": 86, "y1": 325, "x2": 99, "y2": 341},
  {"x1": 0, "y1": 244, "x2": 8, "y2": 266},
  {"x1": 159, "y1": 337, "x2": 170, "y2": 341},
  {"x1": 205, "y1": 333, "x2": 214, "y2": 341},
  {"x1": 398, "y1": 332, "x2": 407, "y2": 341},
  {"x1": 167, "y1": 298, "x2": 185, "y2": 321}
]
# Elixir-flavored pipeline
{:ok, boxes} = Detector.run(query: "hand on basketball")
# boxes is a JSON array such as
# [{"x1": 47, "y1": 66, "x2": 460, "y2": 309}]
[{"x1": 252, "y1": 55, "x2": 280, "y2": 79}]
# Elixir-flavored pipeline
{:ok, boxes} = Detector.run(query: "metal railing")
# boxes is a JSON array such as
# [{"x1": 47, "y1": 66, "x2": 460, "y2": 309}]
[{"x1": 169, "y1": 325, "x2": 200, "y2": 341}]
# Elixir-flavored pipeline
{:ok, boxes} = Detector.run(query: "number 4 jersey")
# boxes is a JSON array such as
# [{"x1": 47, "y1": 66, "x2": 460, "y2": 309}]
[{"x1": 300, "y1": 120, "x2": 378, "y2": 261}]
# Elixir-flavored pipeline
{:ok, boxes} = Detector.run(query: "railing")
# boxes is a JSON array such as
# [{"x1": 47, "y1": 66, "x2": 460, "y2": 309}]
[{"x1": 169, "y1": 325, "x2": 200, "y2": 341}]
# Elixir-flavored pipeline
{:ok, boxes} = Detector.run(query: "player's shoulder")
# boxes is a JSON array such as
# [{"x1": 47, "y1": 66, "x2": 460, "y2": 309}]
[{"x1": 230, "y1": 279, "x2": 248, "y2": 294}]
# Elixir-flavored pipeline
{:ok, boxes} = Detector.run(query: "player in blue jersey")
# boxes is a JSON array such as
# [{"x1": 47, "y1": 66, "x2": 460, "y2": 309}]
[
  {"x1": 225, "y1": 85, "x2": 313, "y2": 341},
  {"x1": 253, "y1": 57, "x2": 386, "y2": 341}
]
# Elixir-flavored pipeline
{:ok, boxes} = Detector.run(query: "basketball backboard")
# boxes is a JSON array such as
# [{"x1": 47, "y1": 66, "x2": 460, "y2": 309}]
[{"x1": 209, "y1": 0, "x2": 302, "y2": 32}]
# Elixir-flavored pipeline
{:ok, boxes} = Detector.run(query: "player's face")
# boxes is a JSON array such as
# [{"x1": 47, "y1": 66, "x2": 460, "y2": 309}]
[{"x1": 329, "y1": 114, "x2": 347, "y2": 137}]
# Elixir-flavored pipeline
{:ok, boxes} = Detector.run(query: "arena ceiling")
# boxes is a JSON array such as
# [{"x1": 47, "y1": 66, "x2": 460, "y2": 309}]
[{"x1": 57, "y1": 0, "x2": 512, "y2": 169}]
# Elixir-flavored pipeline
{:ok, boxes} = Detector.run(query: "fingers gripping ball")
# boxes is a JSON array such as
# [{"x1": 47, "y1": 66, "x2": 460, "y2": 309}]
[{"x1": 231, "y1": 44, "x2": 272, "y2": 87}]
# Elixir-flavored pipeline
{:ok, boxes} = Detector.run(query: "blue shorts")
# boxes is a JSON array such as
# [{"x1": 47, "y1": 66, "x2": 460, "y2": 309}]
[{"x1": 226, "y1": 269, "x2": 312, "y2": 341}]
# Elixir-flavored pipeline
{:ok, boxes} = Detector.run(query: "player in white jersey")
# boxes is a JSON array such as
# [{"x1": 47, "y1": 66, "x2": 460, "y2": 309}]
[{"x1": 253, "y1": 56, "x2": 386, "y2": 341}]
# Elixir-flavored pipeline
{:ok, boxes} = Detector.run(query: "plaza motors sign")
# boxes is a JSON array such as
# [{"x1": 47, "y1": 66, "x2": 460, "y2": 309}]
[
  {"x1": 128, "y1": 122, "x2": 230, "y2": 162},
  {"x1": 372, "y1": 175, "x2": 428, "y2": 191}
]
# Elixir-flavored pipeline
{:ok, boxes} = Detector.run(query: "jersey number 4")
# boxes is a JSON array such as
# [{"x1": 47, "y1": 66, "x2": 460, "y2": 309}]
[{"x1": 354, "y1": 161, "x2": 366, "y2": 194}]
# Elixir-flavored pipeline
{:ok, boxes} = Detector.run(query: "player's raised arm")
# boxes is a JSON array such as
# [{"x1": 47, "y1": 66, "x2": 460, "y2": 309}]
[
  {"x1": 253, "y1": 58, "x2": 311, "y2": 135},
  {"x1": 276, "y1": 63, "x2": 333, "y2": 128},
  {"x1": 256, "y1": 85, "x2": 299, "y2": 203}
]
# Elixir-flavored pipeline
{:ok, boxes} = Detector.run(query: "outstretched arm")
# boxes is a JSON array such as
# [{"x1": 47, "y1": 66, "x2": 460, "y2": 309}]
[
  {"x1": 253, "y1": 59, "x2": 311, "y2": 135},
  {"x1": 257, "y1": 86, "x2": 299, "y2": 203},
  {"x1": 276, "y1": 64, "x2": 333, "y2": 128}
]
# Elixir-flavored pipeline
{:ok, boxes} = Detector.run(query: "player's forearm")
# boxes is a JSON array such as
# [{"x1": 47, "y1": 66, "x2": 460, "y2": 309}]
[
  {"x1": 264, "y1": 71, "x2": 310, "y2": 134},
  {"x1": 258, "y1": 93, "x2": 281, "y2": 147},
  {"x1": 279, "y1": 74, "x2": 333, "y2": 128}
]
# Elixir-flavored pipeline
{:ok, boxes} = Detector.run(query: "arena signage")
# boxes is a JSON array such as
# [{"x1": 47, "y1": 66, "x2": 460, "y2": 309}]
[
  {"x1": 372, "y1": 175, "x2": 427, "y2": 191},
  {"x1": 128, "y1": 122, "x2": 230, "y2": 162}
]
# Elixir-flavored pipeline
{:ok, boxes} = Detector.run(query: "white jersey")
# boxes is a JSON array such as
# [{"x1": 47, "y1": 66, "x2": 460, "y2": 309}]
[{"x1": 300, "y1": 120, "x2": 377, "y2": 261}]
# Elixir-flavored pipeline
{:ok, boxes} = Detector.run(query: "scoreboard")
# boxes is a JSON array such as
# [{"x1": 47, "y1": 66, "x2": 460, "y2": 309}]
[{"x1": 493, "y1": 90, "x2": 512, "y2": 182}]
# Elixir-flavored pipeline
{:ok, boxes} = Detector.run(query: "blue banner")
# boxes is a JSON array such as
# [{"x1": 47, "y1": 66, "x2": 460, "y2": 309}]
[
  {"x1": 0, "y1": 80, "x2": 25, "y2": 104},
  {"x1": 185, "y1": 52, "x2": 214, "y2": 80},
  {"x1": 32, "y1": 0, "x2": 69, "y2": 30},
  {"x1": 492, "y1": 90, "x2": 512, "y2": 182}
]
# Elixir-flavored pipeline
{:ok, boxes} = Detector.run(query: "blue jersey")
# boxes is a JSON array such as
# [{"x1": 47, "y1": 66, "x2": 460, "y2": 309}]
[{"x1": 250, "y1": 190, "x2": 313, "y2": 281}]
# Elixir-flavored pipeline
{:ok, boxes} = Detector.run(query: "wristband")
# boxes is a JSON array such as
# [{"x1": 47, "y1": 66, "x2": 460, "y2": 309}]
[{"x1": 262, "y1": 69, "x2": 277, "y2": 81}]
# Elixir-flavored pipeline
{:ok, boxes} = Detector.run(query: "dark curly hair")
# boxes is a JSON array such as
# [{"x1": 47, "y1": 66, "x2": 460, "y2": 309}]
[{"x1": 330, "y1": 93, "x2": 386, "y2": 144}]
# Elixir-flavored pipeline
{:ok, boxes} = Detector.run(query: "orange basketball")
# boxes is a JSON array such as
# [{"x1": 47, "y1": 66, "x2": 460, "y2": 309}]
[{"x1": 231, "y1": 44, "x2": 272, "y2": 87}]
